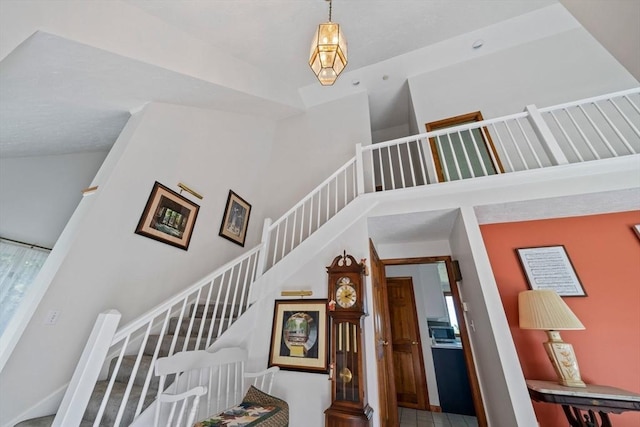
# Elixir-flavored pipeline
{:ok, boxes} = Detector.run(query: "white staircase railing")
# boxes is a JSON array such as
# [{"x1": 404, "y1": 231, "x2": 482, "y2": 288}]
[
  {"x1": 54, "y1": 246, "x2": 263, "y2": 426},
  {"x1": 54, "y1": 87, "x2": 640, "y2": 426},
  {"x1": 261, "y1": 157, "x2": 360, "y2": 271}
]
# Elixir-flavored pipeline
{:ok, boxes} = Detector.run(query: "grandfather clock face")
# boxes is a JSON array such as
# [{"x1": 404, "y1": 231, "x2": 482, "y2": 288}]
[
  {"x1": 329, "y1": 270, "x2": 363, "y2": 313},
  {"x1": 335, "y1": 277, "x2": 357, "y2": 309}
]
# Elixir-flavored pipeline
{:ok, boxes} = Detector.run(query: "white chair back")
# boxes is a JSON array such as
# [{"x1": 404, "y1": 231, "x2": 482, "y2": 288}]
[{"x1": 154, "y1": 347, "x2": 247, "y2": 426}]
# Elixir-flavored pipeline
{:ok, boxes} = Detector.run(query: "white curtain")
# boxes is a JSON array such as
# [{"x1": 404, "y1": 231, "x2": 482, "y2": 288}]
[{"x1": 0, "y1": 240, "x2": 50, "y2": 337}]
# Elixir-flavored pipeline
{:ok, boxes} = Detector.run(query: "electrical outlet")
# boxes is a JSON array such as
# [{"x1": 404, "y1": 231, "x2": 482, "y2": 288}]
[{"x1": 44, "y1": 310, "x2": 60, "y2": 325}]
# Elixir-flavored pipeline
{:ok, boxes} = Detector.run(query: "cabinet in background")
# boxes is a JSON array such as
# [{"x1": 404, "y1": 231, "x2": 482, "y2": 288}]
[{"x1": 431, "y1": 346, "x2": 475, "y2": 416}]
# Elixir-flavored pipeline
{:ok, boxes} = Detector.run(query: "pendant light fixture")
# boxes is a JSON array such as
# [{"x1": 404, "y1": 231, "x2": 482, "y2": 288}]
[{"x1": 309, "y1": 0, "x2": 347, "y2": 86}]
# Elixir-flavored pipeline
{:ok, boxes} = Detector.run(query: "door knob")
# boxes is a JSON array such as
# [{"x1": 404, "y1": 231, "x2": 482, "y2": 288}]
[
  {"x1": 381, "y1": 340, "x2": 389, "y2": 346},
  {"x1": 411, "y1": 341, "x2": 418, "y2": 345}
]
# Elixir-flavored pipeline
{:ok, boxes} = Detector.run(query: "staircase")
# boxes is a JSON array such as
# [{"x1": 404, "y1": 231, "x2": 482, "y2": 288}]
[
  {"x1": 12, "y1": 88, "x2": 640, "y2": 427},
  {"x1": 16, "y1": 301, "x2": 244, "y2": 427}
]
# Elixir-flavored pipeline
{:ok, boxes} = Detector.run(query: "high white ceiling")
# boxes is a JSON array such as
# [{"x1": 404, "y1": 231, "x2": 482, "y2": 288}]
[
  {"x1": 123, "y1": 0, "x2": 555, "y2": 90},
  {"x1": 0, "y1": 0, "x2": 558, "y2": 158},
  {"x1": 0, "y1": 0, "x2": 636, "y2": 158}
]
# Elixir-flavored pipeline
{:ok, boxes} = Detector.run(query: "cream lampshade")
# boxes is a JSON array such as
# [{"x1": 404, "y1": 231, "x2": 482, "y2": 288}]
[{"x1": 519, "y1": 289, "x2": 586, "y2": 387}]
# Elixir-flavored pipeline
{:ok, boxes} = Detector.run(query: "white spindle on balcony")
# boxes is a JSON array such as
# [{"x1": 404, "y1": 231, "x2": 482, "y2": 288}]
[{"x1": 539, "y1": 88, "x2": 640, "y2": 162}]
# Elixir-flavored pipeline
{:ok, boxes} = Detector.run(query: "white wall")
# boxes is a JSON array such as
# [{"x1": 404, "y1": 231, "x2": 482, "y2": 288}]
[
  {"x1": 372, "y1": 124, "x2": 411, "y2": 144},
  {"x1": 261, "y1": 92, "x2": 372, "y2": 220},
  {"x1": 374, "y1": 240, "x2": 451, "y2": 260},
  {"x1": 449, "y1": 208, "x2": 537, "y2": 427},
  {"x1": 560, "y1": 0, "x2": 640, "y2": 81},
  {"x1": 386, "y1": 264, "x2": 447, "y2": 322},
  {"x1": 0, "y1": 102, "x2": 279, "y2": 425},
  {"x1": 409, "y1": 27, "x2": 637, "y2": 127},
  {"x1": 0, "y1": 151, "x2": 108, "y2": 248}
]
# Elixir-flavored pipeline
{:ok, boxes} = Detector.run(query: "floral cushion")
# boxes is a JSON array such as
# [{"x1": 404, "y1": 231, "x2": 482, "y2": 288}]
[{"x1": 195, "y1": 386, "x2": 289, "y2": 427}]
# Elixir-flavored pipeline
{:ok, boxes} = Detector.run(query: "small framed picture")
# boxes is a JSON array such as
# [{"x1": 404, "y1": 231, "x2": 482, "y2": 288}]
[
  {"x1": 268, "y1": 299, "x2": 329, "y2": 374},
  {"x1": 218, "y1": 190, "x2": 251, "y2": 247},
  {"x1": 516, "y1": 245, "x2": 586, "y2": 297},
  {"x1": 135, "y1": 181, "x2": 199, "y2": 250}
]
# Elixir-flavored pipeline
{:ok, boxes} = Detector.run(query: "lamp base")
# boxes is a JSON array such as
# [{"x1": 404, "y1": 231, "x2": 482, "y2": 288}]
[{"x1": 544, "y1": 330, "x2": 586, "y2": 388}]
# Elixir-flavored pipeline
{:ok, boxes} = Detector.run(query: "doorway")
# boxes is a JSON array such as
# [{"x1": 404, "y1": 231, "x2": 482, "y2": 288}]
[
  {"x1": 375, "y1": 253, "x2": 487, "y2": 427},
  {"x1": 426, "y1": 111, "x2": 503, "y2": 182},
  {"x1": 386, "y1": 277, "x2": 429, "y2": 410}
]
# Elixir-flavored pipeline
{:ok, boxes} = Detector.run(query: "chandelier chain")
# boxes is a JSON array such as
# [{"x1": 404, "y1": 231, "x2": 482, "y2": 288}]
[{"x1": 328, "y1": 0, "x2": 332, "y2": 22}]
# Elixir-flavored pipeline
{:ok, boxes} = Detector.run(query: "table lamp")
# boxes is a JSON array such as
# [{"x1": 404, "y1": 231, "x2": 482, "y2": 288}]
[{"x1": 519, "y1": 289, "x2": 586, "y2": 387}]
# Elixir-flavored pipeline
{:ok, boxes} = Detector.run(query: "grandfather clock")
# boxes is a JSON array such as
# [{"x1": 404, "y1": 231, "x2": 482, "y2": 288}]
[{"x1": 325, "y1": 251, "x2": 373, "y2": 427}]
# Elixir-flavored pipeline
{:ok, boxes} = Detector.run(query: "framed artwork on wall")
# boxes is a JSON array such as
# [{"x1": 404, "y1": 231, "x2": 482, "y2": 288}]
[
  {"x1": 135, "y1": 181, "x2": 200, "y2": 250},
  {"x1": 268, "y1": 299, "x2": 329, "y2": 374},
  {"x1": 516, "y1": 245, "x2": 586, "y2": 296},
  {"x1": 218, "y1": 190, "x2": 251, "y2": 247}
]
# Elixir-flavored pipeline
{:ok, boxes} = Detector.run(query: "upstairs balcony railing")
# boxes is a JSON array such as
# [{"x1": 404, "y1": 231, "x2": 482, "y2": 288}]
[
  {"x1": 264, "y1": 87, "x2": 639, "y2": 267},
  {"x1": 54, "y1": 87, "x2": 639, "y2": 426}
]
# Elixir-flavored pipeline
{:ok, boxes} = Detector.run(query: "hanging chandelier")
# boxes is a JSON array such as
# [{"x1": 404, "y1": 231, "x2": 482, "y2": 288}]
[{"x1": 309, "y1": 0, "x2": 347, "y2": 86}]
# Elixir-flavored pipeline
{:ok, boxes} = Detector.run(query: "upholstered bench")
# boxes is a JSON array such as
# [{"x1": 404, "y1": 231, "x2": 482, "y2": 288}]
[{"x1": 194, "y1": 385, "x2": 289, "y2": 426}]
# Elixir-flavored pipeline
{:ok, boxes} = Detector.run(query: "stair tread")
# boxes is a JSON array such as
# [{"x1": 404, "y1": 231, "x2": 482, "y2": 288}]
[
  {"x1": 168, "y1": 316, "x2": 236, "y2": 337},
  {"x1": 144, "y1": 333, "x2": 211, "y2": 356},
  {"x1": 190, "y1": 302, "x2": 243, "y2": 317},
  {"x1": 109, "y1": 354, "x2": 159, "y2": 389},
  {"x1": 83, "y1": 380, "x2": 157, "y2": 426}
]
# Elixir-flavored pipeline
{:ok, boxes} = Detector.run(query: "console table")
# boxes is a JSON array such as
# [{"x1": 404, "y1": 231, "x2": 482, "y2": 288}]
[{"x1": 526, "y1": 380, "x2": 640, "y2": 427}]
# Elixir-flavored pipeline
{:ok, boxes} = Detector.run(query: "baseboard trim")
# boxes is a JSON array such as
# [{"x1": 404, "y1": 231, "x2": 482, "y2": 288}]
[
  {"x1": 2, "y1": 383, "x2": 67, "y2": 427},
  {"x1": 429, "y1": 405, "x2": 442, "y2": 412}
]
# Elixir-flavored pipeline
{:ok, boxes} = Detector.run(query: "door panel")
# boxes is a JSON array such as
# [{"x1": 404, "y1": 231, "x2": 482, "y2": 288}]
[
  {"x1": 392, "y1": 351, "x2": 419, "y2": 404},
  {"x1": 426, "y1": 111, "x2": 504, "y2": 182},
  {"x1": 369, "y1": 240, "x2": 398, "y2": 427},
  {"x1": 387, "y1": 277, "x2": 429, "y2": 410}
]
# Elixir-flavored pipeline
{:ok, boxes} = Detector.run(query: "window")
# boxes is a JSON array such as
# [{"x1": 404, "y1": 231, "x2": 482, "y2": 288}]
[
  {"x1": 444, "y1": 294, "x2": 460, "y2": 335},
  {"x1": 0, "y1": 239, "x2": 50, "y2": 337}
]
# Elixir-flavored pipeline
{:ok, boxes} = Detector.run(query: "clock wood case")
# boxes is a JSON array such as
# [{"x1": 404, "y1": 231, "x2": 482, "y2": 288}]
[{"x1": 325, "y1": 252, "x2": 373, "y2": 427}]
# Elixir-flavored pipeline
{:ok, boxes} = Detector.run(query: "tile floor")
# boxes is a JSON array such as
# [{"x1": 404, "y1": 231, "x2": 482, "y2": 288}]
[{"x1": 398, "y1": 407, "x2": 478, "y2": 427}]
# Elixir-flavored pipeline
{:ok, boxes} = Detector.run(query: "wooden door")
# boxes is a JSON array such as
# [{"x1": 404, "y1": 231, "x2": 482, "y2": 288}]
[
  {"x1": 387, "y1": 277, "x2": 429, "y2": 410},
  {"x1": 426, "y1": 111, "x2": 504, "y2": 182},
  {"x1": 369, "y1": 240, "x2": 398, "y2": 427}
]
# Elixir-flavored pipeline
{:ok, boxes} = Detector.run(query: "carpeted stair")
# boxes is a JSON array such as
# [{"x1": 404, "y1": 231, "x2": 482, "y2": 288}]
[{"x1": 15, "y1": 302, "x2": 239, "y2": 427}]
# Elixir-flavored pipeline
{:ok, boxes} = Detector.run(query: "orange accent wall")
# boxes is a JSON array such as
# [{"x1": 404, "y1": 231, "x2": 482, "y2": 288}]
[{"x1": 480, "y1": 211, "x2": 640, "y2": 427}]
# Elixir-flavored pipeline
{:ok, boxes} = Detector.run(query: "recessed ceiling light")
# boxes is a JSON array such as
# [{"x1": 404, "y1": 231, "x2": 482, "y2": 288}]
[{"x1": 472, "y1": 40, "x2": 484, "y2": 49}]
